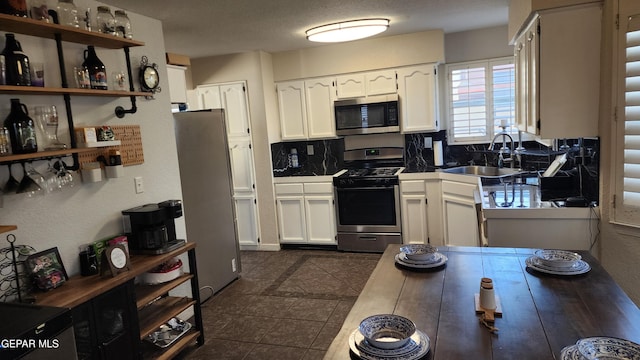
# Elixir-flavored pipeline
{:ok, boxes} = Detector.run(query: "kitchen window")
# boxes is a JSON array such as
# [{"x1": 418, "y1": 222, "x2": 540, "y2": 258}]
[
  {"x1": 446, "y1": 57, "x2": 515, "y2": 144},
  {"x1": 614, "y1": 5, "x2": 640, "y2": 227}
]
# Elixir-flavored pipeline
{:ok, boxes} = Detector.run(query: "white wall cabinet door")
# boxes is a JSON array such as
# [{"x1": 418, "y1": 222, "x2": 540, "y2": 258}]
[
  {"x1": 525, "y1": 22, "x2": 538, "y2": 135},
  {"x1": 515, "y1": 37, "x2": 527, "y2": 132},
  {"x1": 167, "y1": 65, "x2": 187, "y2": 104},
  {"x1": 336, "y1": 74, "x2": 366, "y2": 98},
  {"x1": 305, "y1": 77, "x2": 336, "y2": 139},
  {"x1": 397, "y1": 64, "x2": 439, "y2": 133},
  {"x1": 401, "y1": 194, "x2": 428, "y2": 245},
  {"x1": 228, "y1": 138, "x2": 255, "y2": 194},
  {"x1": 276, "y1": 195, "x2": 306, "y2": 243},
  {"x1": 220, "y1": 83, "x2": 252, "y2": 138},
  {"x1": 304, "y1": 195, "x2": 337, "y2": 244},
  {"x1": 196, "y1": 84, "x2": 222, "y2": 110},
  {"x1": 277, "y1": 80, "x2": 308, "y2": 140},
  {"x1": 234, "y1": 195, "x2": 259, "y2": 246},
  {"x1": 365, "y1": 70, "x2": 397, "y2": 96}
]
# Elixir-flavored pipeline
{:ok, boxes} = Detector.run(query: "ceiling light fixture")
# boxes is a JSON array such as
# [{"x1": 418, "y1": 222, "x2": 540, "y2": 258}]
[{"x1": 306, "y1": 18, "x2": 390, "y2": 43}]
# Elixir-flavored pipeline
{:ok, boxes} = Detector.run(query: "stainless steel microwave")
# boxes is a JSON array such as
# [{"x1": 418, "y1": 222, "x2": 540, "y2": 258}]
[{"x1": 334, "y1": 94, "x2": 399, "y2": 136}]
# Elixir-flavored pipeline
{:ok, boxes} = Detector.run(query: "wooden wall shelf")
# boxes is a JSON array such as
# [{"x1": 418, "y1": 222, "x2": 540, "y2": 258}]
[
  {"x1": 0, "y1": 148, "x2": 94, "y2": 164},
  {"x1": 0, "y1": 85, "x2": 148, "y2": 97},
  {"x1": 0, "y1": 14, "x2": 144, "y2": 48},
  {"x1": 0, "y1": 225, "x2": 17, "y2": 234}
]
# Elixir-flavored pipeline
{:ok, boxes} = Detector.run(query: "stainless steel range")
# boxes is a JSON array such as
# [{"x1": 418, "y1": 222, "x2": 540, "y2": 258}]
[{"x1": 333, "y1": 147, "x2": 404, "y2": 252}]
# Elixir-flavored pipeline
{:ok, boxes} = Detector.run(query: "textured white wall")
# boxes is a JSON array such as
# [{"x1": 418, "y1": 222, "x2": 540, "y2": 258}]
[{"x1": 0, "y1": 1, "x2": 186, "y2": 277}]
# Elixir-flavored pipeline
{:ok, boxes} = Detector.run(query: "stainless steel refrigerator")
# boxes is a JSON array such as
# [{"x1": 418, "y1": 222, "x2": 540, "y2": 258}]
[{"x1": 174, "y1": 109, "x2": 241, "y2": 301}]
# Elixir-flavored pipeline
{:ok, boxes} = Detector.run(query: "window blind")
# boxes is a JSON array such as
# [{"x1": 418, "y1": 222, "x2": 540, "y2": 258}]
[{"x1": 624, "y1": 27, "x2": 640, "y2": 208}]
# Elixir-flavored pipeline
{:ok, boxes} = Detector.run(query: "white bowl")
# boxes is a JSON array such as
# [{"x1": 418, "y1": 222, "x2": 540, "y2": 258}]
[
  {"x1": 359, "y1": 314, "x2": 416, "y2": 350},
  {"x1": 534, "y1": 249, "x2": 581, "y2": 268},
  {"x1": 400, "y1": 244, "x2": 437, "y2": 261}
]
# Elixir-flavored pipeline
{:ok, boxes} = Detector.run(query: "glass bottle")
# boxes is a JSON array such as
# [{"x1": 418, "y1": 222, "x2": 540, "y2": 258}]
[
  {"x1": 82, "y1": 46, "x2": 107, "y2": 90},
  {"x1": 2, "y1": 34, "x2": 31, "y2": 86},
  {"x1": 114, "y1": 10, "x2": 132, "y2": 39},
  {"x1": 56, "y1": 0, "x2": 79, "y2": 28},
  {"x1": 96, "y1": 6, "x2": 116, "y2": 35},
  {"x1": 4, "y1": 99, "x2": 37, "y2": 154}
]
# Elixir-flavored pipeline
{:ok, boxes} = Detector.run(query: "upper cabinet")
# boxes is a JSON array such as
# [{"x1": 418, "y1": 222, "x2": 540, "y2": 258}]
[
  {"x1": 397, "y1": 64, "x2": 439, "y2": 133},
  {"x1": 166, "y1": 65, "x2": 187, "y2": 104},
  {"x1": 336, "y1": 70, "x2": 396, "y2": 99},
  {"x1": 276, "y1": 77, "x2": 336, "y2": 141},
  {"x1": 514, "y1": 3, "x2": 601, "y2": 139},
  {"x1": 197, "y1": 82, "x2": 251, "y2": 138}
]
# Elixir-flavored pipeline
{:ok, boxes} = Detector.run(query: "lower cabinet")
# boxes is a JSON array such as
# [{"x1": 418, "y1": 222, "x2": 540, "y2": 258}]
[
  {"x1": 72, "y1": 280, "x2": 140, "y2": 360},
  {"x1": 400, "y1": 180, "x2": 429, "y2": 245},
  {"x1": 275, "y1": 181, "x2": 337, "y2": 245},
  {"x1": 441, "y1": 178, "x2": 481, "y2": 247}
]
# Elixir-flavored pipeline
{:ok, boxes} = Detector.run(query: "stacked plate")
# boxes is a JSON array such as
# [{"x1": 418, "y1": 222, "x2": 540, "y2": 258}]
[
  {"x1": 561, "y1": 336, "x2": 640, "y2": 359},
  {"x1": 349, "y1": 314, "x2": 431, "y2": 360},
  {"x1": 526, "y1": 249, "x2": 590, "y2": 275},
  {"x1": 394, "y1": 244, "x2": 447, "y2": 269}
]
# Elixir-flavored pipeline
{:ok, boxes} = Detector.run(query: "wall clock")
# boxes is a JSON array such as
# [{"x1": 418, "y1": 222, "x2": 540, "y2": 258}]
[{"x1": 139, "y1": 55, "x2": 161, "y2": 98}]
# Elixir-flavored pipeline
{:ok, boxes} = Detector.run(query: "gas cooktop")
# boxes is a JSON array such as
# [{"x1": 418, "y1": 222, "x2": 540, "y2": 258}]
[{"x1": 341, "y1": 167, "x2": 404, "y2": 178}]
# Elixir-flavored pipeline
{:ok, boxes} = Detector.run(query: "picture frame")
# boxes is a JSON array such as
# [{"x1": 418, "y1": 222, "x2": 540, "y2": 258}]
[{"x1": 25, "y1": 247, "x2": 68, "y2": 291}]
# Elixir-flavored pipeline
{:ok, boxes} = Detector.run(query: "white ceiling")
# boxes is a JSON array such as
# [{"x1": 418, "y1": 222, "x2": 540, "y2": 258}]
[{"x1": 100, "y1": 0, "x2": 510, "y2": 59}]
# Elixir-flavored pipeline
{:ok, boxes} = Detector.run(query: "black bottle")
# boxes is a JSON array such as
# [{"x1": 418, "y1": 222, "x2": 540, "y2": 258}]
[
  {"x1": 2, "y1": 33, "x2": 31, "y2": 86},
  {"x1": 4, "y1": 98, "x2": 37, "y2": 154},
  {"x1": 82, "y1": 46, "x2": 107, "y2": 90}
]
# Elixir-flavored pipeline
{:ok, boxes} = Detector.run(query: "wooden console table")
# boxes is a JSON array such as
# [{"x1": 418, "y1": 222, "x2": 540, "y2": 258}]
[{"x1": 34, "y1": 242, "x2": 203, "y2": 360}]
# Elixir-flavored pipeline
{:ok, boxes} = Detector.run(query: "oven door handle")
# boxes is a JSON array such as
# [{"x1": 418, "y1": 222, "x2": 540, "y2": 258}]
[
  {"x1": 359, "y1": 236, "x2": 378, "y2": 241},
  {"x1": 336, "y1": 186, "x2": 396, "y2": 191}
]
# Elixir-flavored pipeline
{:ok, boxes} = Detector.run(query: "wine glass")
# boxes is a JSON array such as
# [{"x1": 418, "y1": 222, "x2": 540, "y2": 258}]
[
  {"x1": 3, "y1": 164, "x2": 20, "y2": 194},
  {"x1": 17, "y1": 162, "x2": 43, "y2": 197},
  {"x1": 34, "y1": 105, "x2": 66, "y2": 150},
  {"x1": 56, "y1": 160, "x2": 75, "y2": 189}
]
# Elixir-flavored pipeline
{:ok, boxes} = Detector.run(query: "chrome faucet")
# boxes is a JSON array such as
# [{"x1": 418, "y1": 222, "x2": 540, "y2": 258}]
[{"x1": 489, "y1": 125, "x2": 514, "y2": 168}]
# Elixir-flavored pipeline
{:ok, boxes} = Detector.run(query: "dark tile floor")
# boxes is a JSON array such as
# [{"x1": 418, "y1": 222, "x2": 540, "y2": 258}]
[{"x1": 177, "y1": 248, "x2": 381, "y2": 360}]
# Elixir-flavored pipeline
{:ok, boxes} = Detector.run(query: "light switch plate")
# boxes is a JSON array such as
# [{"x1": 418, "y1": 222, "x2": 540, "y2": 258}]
[
  {"x1": 307, "y1": 144, "x2": 314, "y2": 156},
  {"x1": 424, "y1": 137, "x2": 433, "y2": 149}
]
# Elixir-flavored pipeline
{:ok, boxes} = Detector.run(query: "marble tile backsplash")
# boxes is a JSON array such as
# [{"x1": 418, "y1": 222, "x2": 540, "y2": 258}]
[{"x1": 271, "y1": 139, "x2": 344, "y2": 177}]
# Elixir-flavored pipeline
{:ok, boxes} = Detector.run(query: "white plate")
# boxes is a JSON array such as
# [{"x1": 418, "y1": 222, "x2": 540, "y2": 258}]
[
  {"x1": 561, "y1": 345, "x2": 584, "y2": 360},
  {"x1": 349, "y1": 328, "x2": 430, "y2": 360},
  {"x1": 397, "y1": 252, "x2": 445, "y2": 265},
  {"x1": 354, "y1": 328, "x2": 420, "y2": 357},
  {"x1": 525, "y1": 256, "x2": 591, "y2": 276},
  {"x1": 576, "y1": 337, "x2": 640, "y2": 359},
  {"x1": 395, "y1": 253, "x2": 447, "y2": 269}
]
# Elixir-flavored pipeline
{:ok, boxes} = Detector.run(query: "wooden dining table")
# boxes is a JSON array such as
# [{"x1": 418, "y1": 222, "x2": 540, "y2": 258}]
[{"x1": 324, "y1": 245, "x2": 640, "y2": 360}]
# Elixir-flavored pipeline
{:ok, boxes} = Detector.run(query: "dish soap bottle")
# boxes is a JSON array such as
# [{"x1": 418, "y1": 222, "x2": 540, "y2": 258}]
[
  {"x1": 2, "y1": 34, "x2": 31, "y2": 86},
  {"x1": 289, "y1": 148, "x2": 299, "y2": 168},
  {"x1": 4, "y1": 99, "x2": 37, "y2": 154},
  {"x1": 82, "y1": 46, "x2": 107, "y2": 90}
]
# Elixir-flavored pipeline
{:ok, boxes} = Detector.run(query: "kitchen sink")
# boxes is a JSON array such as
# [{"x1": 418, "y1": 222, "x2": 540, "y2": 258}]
[{"x1": 442, "y1": 166, "x2": 523, "y2": 178}]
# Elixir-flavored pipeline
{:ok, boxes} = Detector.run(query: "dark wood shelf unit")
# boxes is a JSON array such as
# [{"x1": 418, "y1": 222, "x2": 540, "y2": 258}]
[
  {"x1": 142, "y1": 329, "x2": 201, "y2": 360},
  {"x1": 0, "y1": 84, "x2": 149, "y2": 97},
  {"x1": 138, "y1": 296, "x2": 196, "y2": 340},
  {"x1": 136, "y1": 274, "x2": 194, "y2": 309},
  {"x1": 0, "y1": 13, "x2": 144, "y2": 48}
]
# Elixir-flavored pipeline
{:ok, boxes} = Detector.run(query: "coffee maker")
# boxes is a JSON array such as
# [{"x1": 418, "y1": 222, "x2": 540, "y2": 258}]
[{"x1": 121, "y1": 200, "x2": 185, "y2": 254}]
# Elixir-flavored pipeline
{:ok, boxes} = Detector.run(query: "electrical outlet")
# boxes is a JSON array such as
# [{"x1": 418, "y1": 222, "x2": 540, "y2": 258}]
[
  {"x1": 231, "y1": 258, "x2": 237, "y2": 272},
  {"x1": 134, "y1": 176, "x2": 144, "y2": 194},
  {"x1": 307, "y1": 144, "x2": 314, "y2": 156},
  {"x1": 424, "y1": 137, "x2": 433, "y2": 149}
]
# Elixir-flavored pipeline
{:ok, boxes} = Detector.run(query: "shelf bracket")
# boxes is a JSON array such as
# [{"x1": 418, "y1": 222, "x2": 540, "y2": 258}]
[{"x1": 115, "y1": 47, "x2": 137, "y2": 118}]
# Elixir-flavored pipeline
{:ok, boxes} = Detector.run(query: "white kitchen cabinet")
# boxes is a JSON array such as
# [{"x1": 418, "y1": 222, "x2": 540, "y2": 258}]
[
  {"x1": 397, "y1": 64, "x2": 439, "y2": 133},
  {"x1": 275, "y1": 181, "x2": 336, "y2": 245},
  {"x1": 166, "y1": 65, "x2": 187, "y2": 104},
  {"x1": 196, "y1": 82, "x2": 251, "y2": 138},
  {"x1": 400, "y1": 180, "x2": 429, "y2": 245},
  {"x1": 305, "y1": 77, "x2": 336, "y2": 139},
  {"x1": 196, "y1": 81, "x2": 260, "y2": 246},
  {"x1": 336, "y1": 70, "x2": 397, "y2": 99},
  {"x1": 277, "y1": 80, "x2": 307, "y2": 140},
  {"x1": 441, "y1": 177, "x2": 481, "y2": 247},
  {"x1": 514, "y1": 4, "x2": 601, "y2": 138},
  {"x1": 276, "y1": 77, "x2": 336, "y2": 140}
]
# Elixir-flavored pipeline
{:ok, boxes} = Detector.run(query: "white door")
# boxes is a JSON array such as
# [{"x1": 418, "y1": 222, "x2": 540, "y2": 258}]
[
  {"x1": 234, "y1": 195, "x2": 259, "y2": 246},
  {"x1": 276, "y1": 196, "x2": 307, "y2": 243},
  {"x1": 365, "y1": 70, "x2": 397, "y2": 96},
  {"x1": 305, "y1": 77, "x2": 336, "y2": 139},
  {"x1": 304, "y1": 195, "x2": 337, "y2": 244},
  {"x1": 397, "y1": 64, "x2": 439, "y2": 133},
  {"x1": 197, "y1": 84, "x2": 222, "y2": 110},
  {"x1": 167, "y1": 65, "x2": 187, "y2": 103},
  {"x1": 277, "y1": 80, "x2": 307, "y2": 140},
  {"x1": 228, "y1": 138, "x2": 255, "y2": 193},
  {"x1": 220, "y1": 82, "x2": 251, "y2": 138},
  {"x1": 401, "y1": 194, "x2": 428, "y2": 244},
  {"x1": 442, "y1": 195, "x2": 479, "y2": 247},
  {"x1": 515, "y1": 37, "x2": 528, "y2": 132},
  {"x1": 525, "y1": 22, "x2": 539, "y2": 135},
  {"x1": 336, "y1": 74, "x2": 366, "y2": 98}
]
